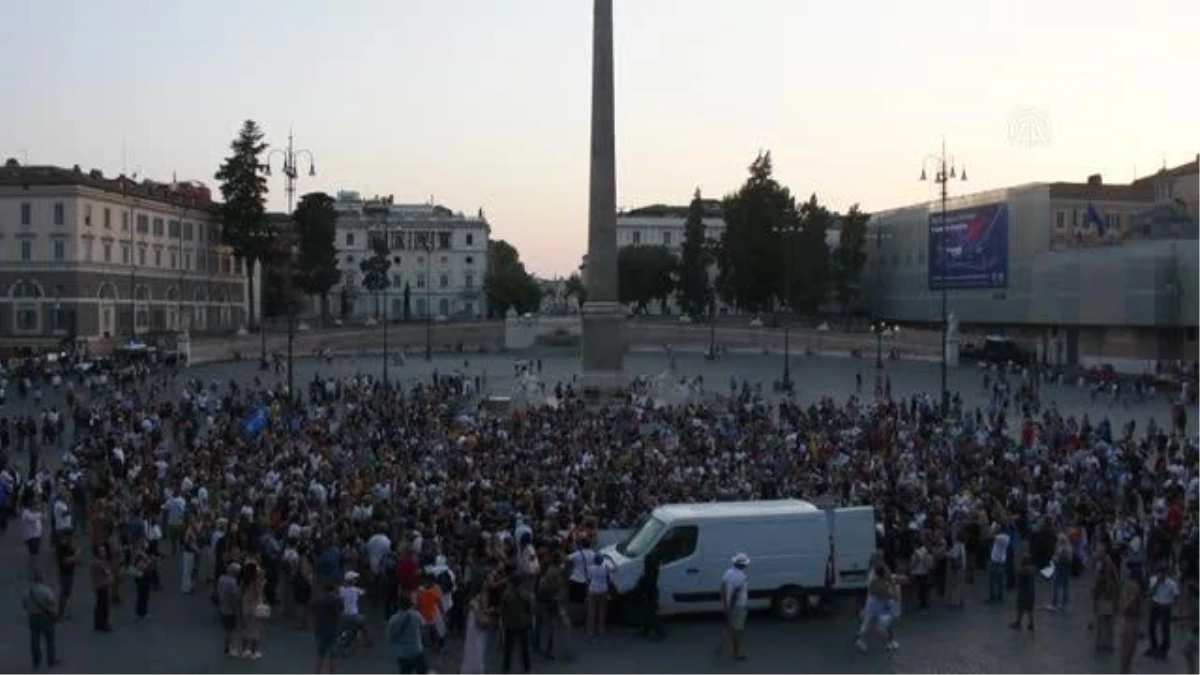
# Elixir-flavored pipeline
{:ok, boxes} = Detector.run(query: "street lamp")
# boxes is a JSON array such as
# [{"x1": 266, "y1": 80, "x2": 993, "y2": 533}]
[
  {"x1": 381, "y1": 221, "x2": 392, "y2": 389},
  {"x1": 872, "y1": 321, "x2": 898, "y2": 395},
  {"x1": 425, "y1": 236, "x2": 434, "y2": 361},
  {"x1": 920, "y1": 139, "x2": 967, "y2": 412},
  {"x1": 284, "y1": 241, "x2": 300, "y2": 403},
  {"x1": 264, "y1": 130, "x2": 316, "y2": 369},
  {"x1": 773, "y1": 222, "x2": 797, "y2": 393},
  {"x1": 706, "y1": 260, "x2": 718, "y2": 360}
]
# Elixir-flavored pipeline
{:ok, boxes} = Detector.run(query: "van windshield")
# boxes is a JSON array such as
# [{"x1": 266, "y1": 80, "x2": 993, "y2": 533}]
[{"x1": 617, "y1": 516, "x2": 665, "y2": 558}]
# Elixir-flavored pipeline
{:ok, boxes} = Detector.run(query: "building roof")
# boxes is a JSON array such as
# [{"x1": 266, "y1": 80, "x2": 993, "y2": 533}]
[
  {"x1": 624, "y1": 199, "x2": 723, "y2": 218},
  {"x1": 0, "y1": 158, "x2": 217, "y2": 211},
  {"x1": 1131, "y1": 156, "x2": 1199, "y2": 186}
]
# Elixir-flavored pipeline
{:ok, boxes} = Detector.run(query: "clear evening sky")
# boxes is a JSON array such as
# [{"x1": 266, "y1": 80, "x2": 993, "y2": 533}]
[{"x1": 2, "y1": 0, "x2": 1196, "y2": 276}]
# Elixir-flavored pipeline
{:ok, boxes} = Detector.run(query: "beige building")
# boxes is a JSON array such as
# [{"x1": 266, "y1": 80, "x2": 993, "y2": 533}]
[
  {"x1": 867, "y1": 157, "x2": 1199, "y2": 367},
  {"x1": 0, "y1": 159, "x2": 251, "y2": 348}
]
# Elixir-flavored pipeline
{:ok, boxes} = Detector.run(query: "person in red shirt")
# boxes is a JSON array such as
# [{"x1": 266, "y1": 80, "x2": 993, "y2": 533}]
[{"x1": 397, "y1": 548, "x2": 420, "y2": 597}]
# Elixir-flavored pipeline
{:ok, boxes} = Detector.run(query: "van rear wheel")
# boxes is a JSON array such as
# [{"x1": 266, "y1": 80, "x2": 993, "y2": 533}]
[{"x1": 773, "y1": 586, "x2": 803, "y2": 620}]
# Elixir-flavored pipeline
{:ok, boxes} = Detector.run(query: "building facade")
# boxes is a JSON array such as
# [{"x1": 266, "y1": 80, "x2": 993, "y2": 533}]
[
  {"x1": 330, "y1": 192, "x2": 489, "y2": 321},
  {"x1": 866, "y1": 157, "x2": 1199, "y2": 365},
  {"x1": 0, "y1": 159, "x2": 250, "y2": 348},
  {"x1": 614, "y1": 200, "x2": 727, "y2": 315}
]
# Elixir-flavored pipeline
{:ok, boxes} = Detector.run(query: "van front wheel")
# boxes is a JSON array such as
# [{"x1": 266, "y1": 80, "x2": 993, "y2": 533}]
[{"x1": 773, "y1": 586, "x2": 804, "y2": 620}]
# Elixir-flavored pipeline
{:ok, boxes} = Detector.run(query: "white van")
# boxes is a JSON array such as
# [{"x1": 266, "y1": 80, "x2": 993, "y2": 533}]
[{"x1": 601, "y1": 499, "x2": 876, "y2": 620}]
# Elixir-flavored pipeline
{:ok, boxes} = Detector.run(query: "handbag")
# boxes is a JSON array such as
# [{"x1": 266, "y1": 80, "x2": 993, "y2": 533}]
[{"x1": 254, "y1": 602, "x2": 271, "y2": 619}]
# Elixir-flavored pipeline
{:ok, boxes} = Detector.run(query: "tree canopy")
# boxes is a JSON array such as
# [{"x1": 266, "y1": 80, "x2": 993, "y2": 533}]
[
  {"x1": 214, "y1": 120, "x2": 272, "y2": 327},
  {"x1": 359, "y1": 235, "x2": 392, "y2": 316},
  {"x1": 833, "y1": 204, "x2": 870, "y2": 316},
  {"x1": 485, "y1": 239, "x2": 541, "y2": 317},
  {"x1": 618, "y1": 244, "x2": 677, "y2": 314},
  {"x1": 292, "y1": 191, "x2": 342, "y2": 320},
  {"x1": 716, "y1": 152, "x2": 796, "y2": 313},
  {"x1": 675, "y1": 188, "x2": 712, "y2": 317}
]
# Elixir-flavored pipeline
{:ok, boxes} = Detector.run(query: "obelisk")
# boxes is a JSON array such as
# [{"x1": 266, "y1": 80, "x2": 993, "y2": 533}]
[{"x1": 581, "y1": 0, "x2": 625, "y2": 396}]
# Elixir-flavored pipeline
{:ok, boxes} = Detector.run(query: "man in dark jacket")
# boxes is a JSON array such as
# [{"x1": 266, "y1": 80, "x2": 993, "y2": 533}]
[
  {"x1": 499, "y1": 574, "x2": 533, "y2": 674},
  {"x1": 638, "y1": 553, "x2": 664, "y2": 640},
  {"x1": 1010, "y1": 555, "x2": 1036, "y2": 631}
]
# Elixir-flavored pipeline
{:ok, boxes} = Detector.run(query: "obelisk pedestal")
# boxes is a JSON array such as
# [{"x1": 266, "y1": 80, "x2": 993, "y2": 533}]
[{"x1": 580, "y1": 0, "x2": 625, "y2": 398}]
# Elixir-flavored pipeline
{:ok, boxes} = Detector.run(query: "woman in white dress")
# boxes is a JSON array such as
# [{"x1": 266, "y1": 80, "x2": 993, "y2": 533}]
[{"x1": 460, "y1": 591, "x2": 494, "y2": 674}]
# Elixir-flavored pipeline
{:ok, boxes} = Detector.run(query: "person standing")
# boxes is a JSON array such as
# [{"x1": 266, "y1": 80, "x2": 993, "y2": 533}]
[
  {"x1": 55, "y1": 533, "x2": 78, "y2": 619},
  {"x1": 388, "y1": 593, "x2": 427, "y2": 674},
  {"x1": 721, "y1": 553, "x2": 750, "y2": 661},
  {"x1": 534, "y1": 551, "x2": 568, "y2": 658},
  {"x1": 132, "y1": 542, "x2": 153, "y2": 620},
  {"x1": 20, "y1": 492, "x2": 44, "y2": 572},
  {"x1": 240, "y1": 562, "x2": 267, "y2": 660},
  {"x1": 180, "y1": 519, "x2": 199, "y2": 595},
  {"x1": 1092, "y1": 549, "x2": 1119, "y2": 652},
  {"x1": 90, "y1": 543, "x2": 113, "y2": 633},
  {"x1": 312, "y1": 582, "x2": 342, "y2": 674},
  {"x1": 1047, "y1": 533, "x2": 1072, "y2": 611},
  {"x1": 460, "y1": 590, "x2": 494, "y2": 674},
  {"x1": 909, "y1": 541, "x2": 933, "y2": 610},
  {"x1": 988, "y1": 523, "x2": 1010, "y2": 603},
  {"x1": 638, "y1": 552, "x2": 664, "y2": 640},
  {"x1": 499, "y1": 572, "x2": 533, "y2": 674},
  {"x1": 1118, "y1": 578, "x2": 1144, "y2": 674},
  {"x1": 584, "y1": 552, "x2": 611, "y2": 636},
  {"x1": 23, "y1": 569, "x2": 61, "y2": 670},
  {"x1": 217, "y1": 563, "x2": 242, "y2": 657},
  {"x1": 1010, "y1": 555, "x2": 1035, "y2": 631},
  {"x1": 946, "y1": 532, "x2": 966, "y2": 608},
  {"x1": 1145, "y1": 563, "x2": 1180, "y2": 660}
]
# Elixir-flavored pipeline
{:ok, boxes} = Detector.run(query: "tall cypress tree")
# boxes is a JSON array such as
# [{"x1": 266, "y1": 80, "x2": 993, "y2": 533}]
[
  {"x1": 215, "y1": 120, "x2": 271, "y2": 328},
  {"x1": 676, "y1": 188, "x2": 711, "y2": 317}
]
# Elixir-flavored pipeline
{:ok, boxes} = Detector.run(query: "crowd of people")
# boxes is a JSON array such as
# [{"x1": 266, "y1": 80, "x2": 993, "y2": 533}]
[{"x1": 1, "y1": 352, "x2": 1197, "y2": 674}]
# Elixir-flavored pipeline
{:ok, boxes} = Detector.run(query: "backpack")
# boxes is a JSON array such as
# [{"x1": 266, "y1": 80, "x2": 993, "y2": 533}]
[{"x1": 436, "y1": 569, "x2": 455, "y2": 595}]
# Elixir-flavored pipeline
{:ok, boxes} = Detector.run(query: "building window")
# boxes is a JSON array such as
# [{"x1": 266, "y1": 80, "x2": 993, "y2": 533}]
[
  {"x1": 85, "y1": 204, "x2": 93, "y2": 226},
  {"x1": 1055, "y1": 211, "x2": 1065, "y2": 229},
  {"x1": 663, "y1": 232, "x2": 672, "y2": 246},
  {"x1": 183, "y1": 222, "x2": 194, "y2": 241},
  {"x1": 84, "y1": 239, "x2": 94, "y2": 262},
  {"x1": 465, "y1": 272, "x2": 475, "y2": 288},
  {"x1": 184, "y1": 253, "x2": 191, "y2": 270},
  {"x1": 16, "y1": 307, "x2": 38, "y2": 331},
  {"x1": 103, "y1": 243, "x2": 112, "y2": 262},
  {"x1": 632, "y1": 231, "x2": 642, "y2": 245},
  {"x1": 465, "y1": 255, "x2": 474, "y2": 265},
  {"x1": 198, "y1": 223, "x2": 207, "y2": 243},
  {"x1": 20, "y1": 202, "x2": 31, "y2": 225},
  {"x1": 465, "y1": 233, "x2": 474, "y2": 246},
  {"x1": 417, "y1": 274, "x2": 426, "y2": 289},
  {"x1": 416, "y1": 298, "x2": 427, "y2": 316},
  {"x1": 392, "y1": 256, "x2": 401, "y2": 265},
  {"x1": 153, "y1": 218, "x2": 164, "y2": 237},
  {"x1": 169, "y1": 251, "x2": 177, "y2": 269},
  {"x1": 122, "y1": 211, "x2": 130, "y2": 231},
  {"x1": 1071, "y1": 209, "x2": 1079, "y2": 227},
  {"x1": 137, "y1": 214, "x2": 149, "y2": 234},
  {"x1": 346, "y1": 255, "x2": 355, "y2": 264},
  {"x1": 122, "y1": 245, "x2": 131, "y2": 264},
  {"x1": 154, "y1": 249, "x2": 161, "y2": 267},
  {"x1": 53, "y1": 202, "x2": 64, "y2": 225},
  {"x1": 169, "y1": 220, "x2": 180, "y2": 238},
  {"x1": 438, "y1": 298, "x2": 449, "y2": 315},
  {"x1": 345, "y1": 232, "x2": 355, "y2": 247},
  {"x1": 103, "y1": 207, "x2": 111, "y2": 229},
  {"x1": 464, "y1": 301, "x2": 475, "y2": 317},
  {"x1": 439, "y1": 274, "x2": 449, "y2": 288},
  {"x1": 53, "y1": 239, "x2": 65, "y2": 261},
  {"x1": 235, "y1": 259, "x2": 243, "y2": 275},
  {"x1": 440, "y1": 255, "x2": 448, "y2": 265},
  {"x1": 139, "y1": 248, "x2": 146, "y2": 266},
  {"x1": 438, "y1": 232, "x2": 452, "y2": 249},
  {"x1": 20, "y1": 240, "x2": 32, "y2": 261}
]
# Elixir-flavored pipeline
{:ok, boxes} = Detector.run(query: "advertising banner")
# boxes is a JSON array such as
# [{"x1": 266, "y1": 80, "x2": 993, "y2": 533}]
[{"x1": 928, "y1": 203, "x2": 1009, "y2": 290}]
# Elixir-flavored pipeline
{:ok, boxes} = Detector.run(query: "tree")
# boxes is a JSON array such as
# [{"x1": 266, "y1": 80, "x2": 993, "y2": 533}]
[
  {"x1": 485, "y1": 239, "x2": 542, "y2": 317},
  {"x1": 292, "y1": 192, "x2": 341, "y2": 323},
  {"x1": 786, "y1": 193, "x2": 833, "y2": 315},
  {"x1": 618, "y1": 245, "x2": 678, "y2": 314},
  {"x1": 214, "y1": 120, "x2": 272, "y2": 329},
  {"x1": 716, "y1": 151, "x2": 797, "y2": 313},
  {"x1": 564, "y1": 272, "x2": 587, "y2": 310},
  {"x1": 359, "y1": 235, "x2": 391, "y2": 318},
  {"x1": 833, "y1": 204, "x2": 870, "y2": 317},
  {"x1": 676, "y1": 188, "x2": 711, "y2": 317},
  {"x1": 402, "y1": 282, "x2": 412, "y2": 322}
]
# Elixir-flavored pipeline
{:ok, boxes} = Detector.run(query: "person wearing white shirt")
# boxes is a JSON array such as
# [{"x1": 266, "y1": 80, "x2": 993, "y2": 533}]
[
  {"x1": 1147, "y1": 566, "x2": 1181, "y2": 659},
  {"x1": 721, "y1": 553, "x2": 750, "y2": 660},
  {"x1": 585, "y1": 552, "x2": 611, "y2": 636},
  {"x1": 568, "y1": 541, "x2": 594, "y2": 606},
  {"x1": 52, "y1": 494, "x2": 72, "y2": 534},
  {"x1": 19, "y1": 496, "x2": 44, "y2": 570},
  {"x1": 989, "y1": 526, "x2": 1010, "y2": 603},
  {"x1": 339, "y1": 571, "x2": 371, "y2": 646},
  {"x1": 366, "y1": 532, "x2": 392, "y2": 574}
]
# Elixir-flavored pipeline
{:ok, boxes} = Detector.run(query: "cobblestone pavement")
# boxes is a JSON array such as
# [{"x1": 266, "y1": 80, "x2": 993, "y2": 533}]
[{"x1": 0, "y1": 353, "x2": 1189, "y2": 673}]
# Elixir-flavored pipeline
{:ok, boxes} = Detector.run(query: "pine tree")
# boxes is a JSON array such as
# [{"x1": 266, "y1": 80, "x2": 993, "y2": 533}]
[{"x1": 215, "y1": 120, "x2": 272, "y2": 329}]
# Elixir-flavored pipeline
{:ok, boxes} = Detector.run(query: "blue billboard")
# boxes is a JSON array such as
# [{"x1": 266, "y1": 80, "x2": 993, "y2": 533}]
[{"x1": 928, "y1": 203, "x2": 1009, "y2": 290}]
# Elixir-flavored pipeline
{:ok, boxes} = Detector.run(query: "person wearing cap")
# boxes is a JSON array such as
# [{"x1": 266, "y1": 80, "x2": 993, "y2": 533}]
[
  {"x1": 339, "y1": 570, "x2": 372, "y2": 648},
  {"x1": 720, "y1": 553, "x2": 750, "y2": 660}
]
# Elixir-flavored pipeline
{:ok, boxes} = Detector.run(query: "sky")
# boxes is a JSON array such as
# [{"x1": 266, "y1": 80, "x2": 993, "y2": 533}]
[{"x1": 2, "y1": 0, "x2": 1197, "y2": 277}]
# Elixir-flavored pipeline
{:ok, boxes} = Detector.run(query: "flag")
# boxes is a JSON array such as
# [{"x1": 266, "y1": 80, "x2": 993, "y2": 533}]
[{"x1": 1084, "y1": 203, "x2": 1107, "y2": 236}]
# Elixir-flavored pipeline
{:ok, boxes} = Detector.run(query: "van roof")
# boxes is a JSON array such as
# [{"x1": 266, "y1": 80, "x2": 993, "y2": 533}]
[{"x1": 654, "y1": 499, "x2": 820, "y2": 521}]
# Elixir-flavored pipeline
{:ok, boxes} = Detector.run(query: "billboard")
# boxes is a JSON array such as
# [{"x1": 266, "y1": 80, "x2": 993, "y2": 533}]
[{"x1": 928, "y1": 202, "x2": 1009, "y2": 290}]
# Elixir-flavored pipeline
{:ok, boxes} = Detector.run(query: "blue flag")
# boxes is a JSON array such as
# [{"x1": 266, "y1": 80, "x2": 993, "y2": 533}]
[
  {"x1": 243, "y1": 406, "x2": 269, "y2": 437},
  {"x1": 1084, "y1": 203, "x2": 1107, "y2": 236}
]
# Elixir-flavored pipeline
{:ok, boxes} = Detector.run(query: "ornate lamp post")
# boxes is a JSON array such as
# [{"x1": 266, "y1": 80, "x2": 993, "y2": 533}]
[
  {"x1": 263, "y1": 131, "x2": 316, "y2": 369},
  {"x1": 920, "y1": 140, "x2": 967, "y2": 411}
]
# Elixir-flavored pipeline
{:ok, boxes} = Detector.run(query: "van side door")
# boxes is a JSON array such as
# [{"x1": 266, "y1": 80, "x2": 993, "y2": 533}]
[{"x1": 648, "y1": 525, "x2": 702, "y2": 613}]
